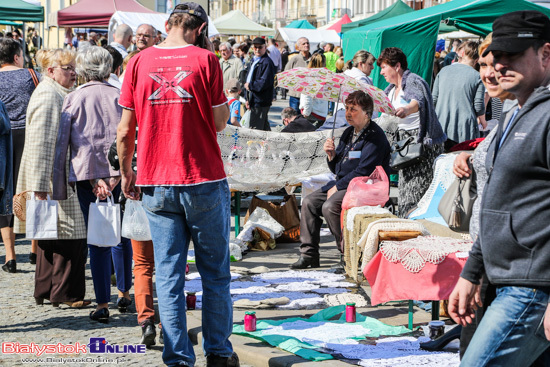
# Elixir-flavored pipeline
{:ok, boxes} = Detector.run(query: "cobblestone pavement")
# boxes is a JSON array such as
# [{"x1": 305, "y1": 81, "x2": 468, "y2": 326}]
[
  {"x1": 0, "y1": 100, "x2": 288, "y2": 367},
  {"x1": 0, "y1": 238, "x2": 253, "y2": 367}
]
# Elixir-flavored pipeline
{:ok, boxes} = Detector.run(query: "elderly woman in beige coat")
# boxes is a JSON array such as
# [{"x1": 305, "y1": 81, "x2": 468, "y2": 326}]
[{"x1": 15, "y1": 49, "x2": 89, "y2": 308}]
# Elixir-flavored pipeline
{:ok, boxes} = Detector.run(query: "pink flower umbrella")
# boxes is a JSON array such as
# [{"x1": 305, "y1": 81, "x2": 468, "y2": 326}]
[{"x1": 277, "y1": 67, "x2": 395, "y2": 135}]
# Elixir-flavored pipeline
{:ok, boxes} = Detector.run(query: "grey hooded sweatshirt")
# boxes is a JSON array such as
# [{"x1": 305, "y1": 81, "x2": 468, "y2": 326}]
[{"x1": 461, "y1": 86, "x2": 550, "y2": 287}]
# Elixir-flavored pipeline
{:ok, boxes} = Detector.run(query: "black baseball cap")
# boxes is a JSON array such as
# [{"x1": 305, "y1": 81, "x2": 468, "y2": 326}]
[
  {"x1": 483, "y1": 10, "x2": 550, "y2": 56},
  {"x1": 252, "y1": 37, "x2": 266, "y2": 45},
  {"x1": 171, "y1": 2, "x2": 208, "y2": 24}
]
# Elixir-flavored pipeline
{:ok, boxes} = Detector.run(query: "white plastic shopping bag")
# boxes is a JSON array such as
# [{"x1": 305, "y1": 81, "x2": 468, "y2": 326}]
[
  {"x1": 25, "y1": 194, "x2": 58, "y2": 240},
  {"x1": 87, "y1": 195, "x2": 121, "y2": 247},
  {"x1": 121, "y1": 199, "x2": 152, "y2": 241}
]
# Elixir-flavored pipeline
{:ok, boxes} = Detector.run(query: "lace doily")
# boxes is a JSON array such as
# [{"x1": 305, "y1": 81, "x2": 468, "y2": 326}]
[
  {"x1": 218, "y1": 125, "x2": 344, "y2": 192},
  {"x1": 379, "y1": 236, "x2": 473, "y2": 273},
  {"x1": 358, "y1": 218, "x2": 430, "y2": 272}
]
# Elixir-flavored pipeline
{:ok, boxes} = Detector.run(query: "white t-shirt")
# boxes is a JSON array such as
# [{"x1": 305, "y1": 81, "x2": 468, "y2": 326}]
[{"x1": 390, "y1": 88, "x2": 420, "y2": 131}]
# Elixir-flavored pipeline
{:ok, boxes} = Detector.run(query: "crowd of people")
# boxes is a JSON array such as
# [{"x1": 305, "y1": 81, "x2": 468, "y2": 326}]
[{"x1": 1, "y1": 4, "x2": 550, "y2": 366}]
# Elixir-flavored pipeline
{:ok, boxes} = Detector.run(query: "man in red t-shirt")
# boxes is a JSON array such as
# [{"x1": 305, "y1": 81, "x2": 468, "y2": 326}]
[{"x1": 117, "y1": 3, "x2": 238, "y2": 366}]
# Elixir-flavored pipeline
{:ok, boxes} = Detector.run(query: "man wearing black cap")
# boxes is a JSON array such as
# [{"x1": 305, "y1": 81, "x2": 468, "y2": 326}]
[
  {"x1": 244, "y1": 37, "x2": 276, "y2": 131},
  {"x1": 117, "y1": 2, "x2": 239, "y2": 366},
  {"x1": 449, "y1": 10, "x2": 550, "y2": 365}
]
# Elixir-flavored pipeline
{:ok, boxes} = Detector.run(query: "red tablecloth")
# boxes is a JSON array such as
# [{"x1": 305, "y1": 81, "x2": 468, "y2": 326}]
[{"x1": 364, "y1": 251, "x2": 467, "y2": 305}]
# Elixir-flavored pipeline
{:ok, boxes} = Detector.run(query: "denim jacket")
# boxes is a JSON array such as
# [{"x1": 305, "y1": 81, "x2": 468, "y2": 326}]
[{"x1": 0, "y1": 101, "x2": 13, "y2": 215}]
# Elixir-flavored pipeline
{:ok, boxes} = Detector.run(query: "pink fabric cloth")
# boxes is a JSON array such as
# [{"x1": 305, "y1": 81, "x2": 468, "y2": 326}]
[{"x1": 364, "y1": 251, "x2": 466, "y2": 305}]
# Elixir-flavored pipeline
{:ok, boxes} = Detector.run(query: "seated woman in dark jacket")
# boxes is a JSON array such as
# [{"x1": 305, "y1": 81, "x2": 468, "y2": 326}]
[{"x1": 291, "y1": 91, "x2": 391, "y2": 271}]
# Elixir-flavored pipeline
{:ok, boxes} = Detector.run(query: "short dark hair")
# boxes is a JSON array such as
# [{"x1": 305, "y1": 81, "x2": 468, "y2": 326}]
[
  {"x1": 0, "y1": 38, "x2": 23, "y2": 65},
  {"x1": 281, "y1": 107, "x2": 299, "y2": 120},
  {"x1": 377, "y1": 47, "x2": 408, "y2": 70},
  {"x1": 103, "y1": 45, "x2": 123, "y2": 73},
  {"x1": 168, "y1": 3, "x2": 205, "y2": 31},
  {"x1": 345, "y1": 90, "x2": 374, "y2": 117}
]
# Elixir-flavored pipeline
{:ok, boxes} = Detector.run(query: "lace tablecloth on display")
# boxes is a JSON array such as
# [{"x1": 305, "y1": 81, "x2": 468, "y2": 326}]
[
  {"x1": 379, "y1": 236, "x2": 473, "y2": 273},
  {"x1": 218, "y1": 125, "x2": 344, "y2": 192}
]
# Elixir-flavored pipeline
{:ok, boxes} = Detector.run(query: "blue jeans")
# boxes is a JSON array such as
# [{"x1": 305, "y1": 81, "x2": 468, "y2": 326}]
[
  {"x1": 142, "y1": 180, "x2": 233, "y2": 367},
  {"x1": 461, "y1": 286, "x2": 550, "y2": 366},
  {"x1": 289, "y1": 96, "x2": 300, "y2": 113},
  {"x1": 76, "y1": 181, "x2": 133, "y2": 303}
]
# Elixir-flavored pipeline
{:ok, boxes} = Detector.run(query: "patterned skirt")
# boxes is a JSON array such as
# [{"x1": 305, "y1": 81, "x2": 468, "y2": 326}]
[{"x1": 397, "y1": 128, "x2": 444, "y2": 218}]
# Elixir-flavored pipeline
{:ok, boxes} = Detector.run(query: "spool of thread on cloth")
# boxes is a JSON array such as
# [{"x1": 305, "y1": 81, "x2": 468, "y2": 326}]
[
  {"x1": 429, "y1": 320, "x2": 445, "y2": 339},
  {"x1": 244, "y1": 311, "x2": 257, "y2": 332},
  {"x1": 346, "y1": 303, "x2": 356, "y2": 323},
  {"x1": 186, "y1": 292, "x2": 196, "y2": 310}
]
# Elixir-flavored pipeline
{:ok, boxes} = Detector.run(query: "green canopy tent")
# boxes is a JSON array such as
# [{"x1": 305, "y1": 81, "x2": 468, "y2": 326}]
[
  {"x1": 342, "y1": 0, "x2": 550, "y2": 89},
  {"x1": 0, "y1": 0, "x2": 44, "y2": 22},
  {"x1": 341, "y1": 0, "x2": 413, "y2": 34},
  {"x1": 285, "y1": 20, "x2": 316, "y2": 29}
]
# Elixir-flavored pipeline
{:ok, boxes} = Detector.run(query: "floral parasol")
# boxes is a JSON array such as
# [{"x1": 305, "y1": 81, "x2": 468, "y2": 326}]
[{"x1": 277, "y1": 67, "x2": 395, "y2": 114}]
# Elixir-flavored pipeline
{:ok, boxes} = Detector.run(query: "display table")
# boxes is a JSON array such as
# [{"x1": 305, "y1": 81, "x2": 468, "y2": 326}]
[{"x1": 363, "y1": 236, "x2": 472, "y2": 328}]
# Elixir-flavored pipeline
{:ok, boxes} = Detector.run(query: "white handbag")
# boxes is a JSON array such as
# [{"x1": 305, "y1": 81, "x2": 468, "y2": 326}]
[
  {"x1": 87, "y1": 195, "x2": 121, "y2": 247},
  {"x1": 121, "y1": 199, "x2": 152, "y2": 241},
  {"x1": 26, "y1": 194, "x2": 58, "y2": 240}
]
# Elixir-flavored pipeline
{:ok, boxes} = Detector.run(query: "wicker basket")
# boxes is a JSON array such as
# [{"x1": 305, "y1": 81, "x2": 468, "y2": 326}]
[{"x1": 12, "y1": 191, "x2": 31, "y2": 221}]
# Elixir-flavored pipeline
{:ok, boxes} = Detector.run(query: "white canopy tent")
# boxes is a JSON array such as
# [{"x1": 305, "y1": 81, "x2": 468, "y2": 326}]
[
  {"x1": 213, "y1": 10, "x2": 275, "y2": 36},
  {"x1": 274, "y1": 28, "x2": 341, "y2": 52},
  {"x1": 107, "y1": 11, "x2": 219, "y2": 43}
]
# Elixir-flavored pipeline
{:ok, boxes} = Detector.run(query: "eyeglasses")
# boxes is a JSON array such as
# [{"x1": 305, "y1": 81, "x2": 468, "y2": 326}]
[
  {"x1": 137, "y1": 33, "x2": 152, "y2": 38},
  {"x1": 56, "y1": 65, "x2": 75, "y2": 72}
]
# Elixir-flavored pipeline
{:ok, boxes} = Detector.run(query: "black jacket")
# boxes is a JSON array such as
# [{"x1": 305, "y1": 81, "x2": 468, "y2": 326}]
[
  {"x1": 246, "y1": 53, "x2": 275, "y2": 108},
  {"x1": 281, "y1": 116, "x2": 317, "y2": 133},
  {"x1": 322, "y1": 122, "x2": 391, "y2": 192},
  {"x1": 461, "y1": 87, "x2": 550, "y2": 287}
]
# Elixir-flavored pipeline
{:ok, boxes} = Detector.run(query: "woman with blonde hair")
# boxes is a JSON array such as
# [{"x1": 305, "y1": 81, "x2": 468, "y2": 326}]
[
  {"x1": 53, "y1": 46, "x2": 133, "y2": 324},
  {"x1": 344, "y1": 49, "x2": 375, "y2": 85},
  {"x1": 15, "y1": 48, "x2": 89, "y2": 308},
  {"x1": 299, "y1": 53, "x2": 329, "y2": 127}
]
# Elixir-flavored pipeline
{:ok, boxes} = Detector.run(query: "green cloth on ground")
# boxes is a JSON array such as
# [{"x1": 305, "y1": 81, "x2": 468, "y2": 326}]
[{"x1": 232, "y1": 305, "x2": 411, "y2": 361}]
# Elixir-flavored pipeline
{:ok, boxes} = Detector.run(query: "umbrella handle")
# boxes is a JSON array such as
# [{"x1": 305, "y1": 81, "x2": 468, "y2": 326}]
[{"x1": 331, "y1": 86, "x2": 343, "y2": 139}]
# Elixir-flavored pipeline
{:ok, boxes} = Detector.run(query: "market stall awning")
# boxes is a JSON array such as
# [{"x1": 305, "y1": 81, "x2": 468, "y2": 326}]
[
  {"x1": 326, "y1": 14, "x2": 352, "y2": 33},
  {"x1": 0, "y1": 0, "x2": 44, "y2": 22},
  {"x1": 213, "y1": 10, "x2": 275, "y2": 36},
  {"x1": 285, "y1": 19, "x2": 316, "y2": 29},
  {"x1": 341, "y1": 0, "x2": 412, "y2": 34},
  {"x1": 274, "y1": 28, "x2": 340, "y2": 52},
  {"x1": 57, "y1": 0, "x2": 156, "y2": 27}
]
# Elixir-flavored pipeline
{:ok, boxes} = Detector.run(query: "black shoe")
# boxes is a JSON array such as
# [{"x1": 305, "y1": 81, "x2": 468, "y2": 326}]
[
  {"x1": 206, "y1": 352, "x2": 240, "y2": 367},
  {"x1": 2, "y1": 260, "x2": 16, "y2": 273},
  {"x1": 29, "y1": 253, "x2": 37, "y2": 265},
  {"x1": 140, "y1": 320, "x2": 156, "y2": 348},
  {"x1": 89, "y1": 308, "x2": 110, "y2": 323},
  {"x1": 289, "y1": 256, "x2": 320, "y2": 269},
  {"x1": 331, "y1": 260, "x2": 345, "y2": 274},
  {"x1": 419, "y1": 325, "x2": 462, "y2": 351},
  {"x1": 117, "y1": 297, "x2": 132, "y2": 313},
  {"x1": 159, "y1": 327, "x2": 163, "y2": 344}
]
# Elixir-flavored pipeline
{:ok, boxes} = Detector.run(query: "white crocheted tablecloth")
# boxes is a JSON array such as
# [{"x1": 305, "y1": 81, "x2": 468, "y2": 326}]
[
  {"x1": 346, "y1": 206, "x2": 393, "y2": 232},
  {"x1": 379, "y1": 235, "x2": 473, "y2": 273}
]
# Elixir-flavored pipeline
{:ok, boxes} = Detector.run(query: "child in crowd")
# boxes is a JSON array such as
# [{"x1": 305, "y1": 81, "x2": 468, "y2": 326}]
[{"x1": 226, "y1": 78, "x2": 242, "y2": 127}]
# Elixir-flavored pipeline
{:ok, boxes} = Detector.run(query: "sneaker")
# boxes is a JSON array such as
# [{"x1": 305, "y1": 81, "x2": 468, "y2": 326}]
[
  {"x1": 206, "y1": 352, "x2": 240, "y2": 367},
  {"x1": 140, "y1": 320, "x2": 156, "y2": 348}
]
